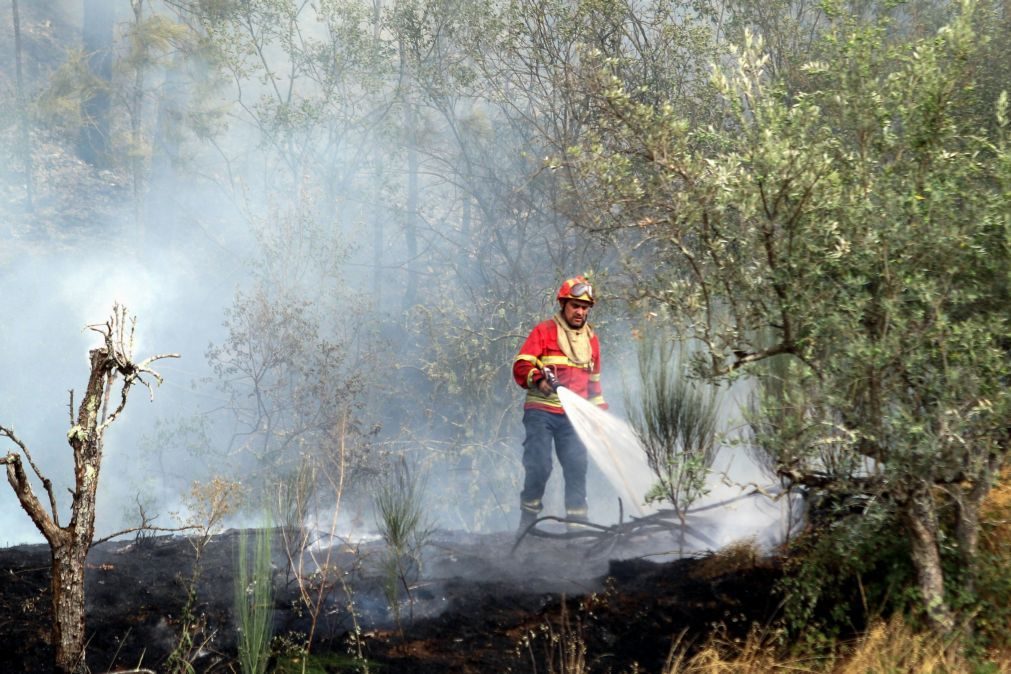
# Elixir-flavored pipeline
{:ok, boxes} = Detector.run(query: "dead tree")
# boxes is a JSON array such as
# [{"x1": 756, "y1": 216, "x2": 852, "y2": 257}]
[{"x1": 0, "y1": 306, "x2": 177, "y2": 674}]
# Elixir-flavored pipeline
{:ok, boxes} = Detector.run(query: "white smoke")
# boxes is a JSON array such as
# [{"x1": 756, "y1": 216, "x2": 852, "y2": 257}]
[{"x1": 558, "y1": 386, "x2": 804, "y2": 554}]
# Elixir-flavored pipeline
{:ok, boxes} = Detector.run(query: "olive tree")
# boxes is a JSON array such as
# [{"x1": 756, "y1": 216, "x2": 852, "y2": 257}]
[
  {"x1": 0, "y1": 307, "x2": 177, "y2": 673},
  {"x1": 573, "y1": 2, "x2": 1010, "y2": 633}
]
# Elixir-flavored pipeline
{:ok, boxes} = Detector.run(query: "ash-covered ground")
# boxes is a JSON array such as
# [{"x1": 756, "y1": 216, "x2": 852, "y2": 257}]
[{"x1": 0, "y1": 526, "x2": 782, "y2": 673}]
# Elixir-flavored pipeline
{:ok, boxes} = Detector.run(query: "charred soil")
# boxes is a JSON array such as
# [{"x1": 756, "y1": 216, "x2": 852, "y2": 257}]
[{"x1": 0, "y1": 529, "x2": 783, "y2": 673}]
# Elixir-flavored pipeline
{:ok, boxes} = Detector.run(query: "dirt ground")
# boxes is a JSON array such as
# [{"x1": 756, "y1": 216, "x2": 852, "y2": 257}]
[{"x1": 0, "y1": 527, "x2": 782, "y2": 673}]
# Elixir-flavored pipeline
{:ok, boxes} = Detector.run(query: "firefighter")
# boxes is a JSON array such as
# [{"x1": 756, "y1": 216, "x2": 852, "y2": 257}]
[{"x1": 512, "y1": 275, "x2": 607, "y2": 534}]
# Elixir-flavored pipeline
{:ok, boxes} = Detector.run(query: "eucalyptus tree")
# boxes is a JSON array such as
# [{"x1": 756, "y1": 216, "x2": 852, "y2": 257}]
[{"x1": 572, "y1": 3, "x2": 1010, "y2": 633}]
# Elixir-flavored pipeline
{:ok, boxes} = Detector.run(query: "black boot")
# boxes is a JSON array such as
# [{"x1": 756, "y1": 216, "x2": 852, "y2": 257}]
[
  {"x1": 565, "y1": 506, "x2": 591, "y2": 533},
  {"x1": 516, "y1": 509, "x2": 538, "y2": 537}
]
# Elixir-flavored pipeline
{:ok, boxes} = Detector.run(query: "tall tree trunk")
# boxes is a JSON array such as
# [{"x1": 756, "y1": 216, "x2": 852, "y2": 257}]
[
  {"x1": 79, "y1": 0, "x2": 114, "y2": 166},
  {"x1": 2, "y1": 348, "x2": 110, "y2": 673},
  {"x1": 372, "y1": 0, "x2": 384, "y2": 309},
  {"x1": 905, "y1": 487, "x2": 954, "y2": 634},
  {"x1": 399, "y1": 32, "x2": 419, "y2": 311},
  {"x1": 147, "y1": 50, "x2": 187, "y2": 251},
  {"x1": 372, "y1": 157, "x2": 385, "y2": 307},
  {"x1": 12, "y1": 0, "x2": 33, "y2": 210},
  {"x1": 51, "y1": 347, "x2": 109, "y2": 673},
  {"x1": 129, "y1": 0, "x2": 146, "y2": 246},
  {"x1": 403, "y1": 98, "x2": 419, "y2": 310},
  {"x1": 51, "y1": 542, "x2": 88, "y2": 674}
]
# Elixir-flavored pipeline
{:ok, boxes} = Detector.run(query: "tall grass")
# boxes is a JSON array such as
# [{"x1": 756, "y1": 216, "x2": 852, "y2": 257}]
[
  {"x1": 375, "y1": 460, "x2": 432, "y2": 628},
  {"x1": 517, "y1": 598, "x2": 591, "y2": 674},
  {"x1": 235, "y1": 523, "x2": 275, "y2": 674}
]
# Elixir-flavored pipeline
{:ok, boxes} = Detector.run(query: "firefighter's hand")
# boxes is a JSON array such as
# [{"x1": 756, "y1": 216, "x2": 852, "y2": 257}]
[{"x1": 536, "y1": 379, "x2": 554, "y2": 396}]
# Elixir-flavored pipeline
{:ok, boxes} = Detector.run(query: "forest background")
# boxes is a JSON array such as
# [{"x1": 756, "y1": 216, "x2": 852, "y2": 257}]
[{"x1": 0, "y1": 0, "x2": 1009, "y2": 665}]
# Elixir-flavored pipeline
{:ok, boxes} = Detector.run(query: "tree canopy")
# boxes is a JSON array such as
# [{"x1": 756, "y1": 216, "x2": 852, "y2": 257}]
[{"x1": 571, "y1": 0, "x2": 1010, "y2": 633}]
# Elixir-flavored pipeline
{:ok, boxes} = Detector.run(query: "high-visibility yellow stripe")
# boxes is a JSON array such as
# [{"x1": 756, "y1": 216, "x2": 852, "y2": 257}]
[
  {"x1": 516, "y1": 353, "x2": 592, "y2": 370},
  {"x1": 525, "y1": 391, "x2": 563, "y2": 408},
  {"x1": 521, "y1": 498, "x2": 543, "y2": 512},
  {"x1": 589, "y1": 373, "x2": 601, "y2": 382},
  {"x1": 526, "y1": 369, "x2": 539, "y2": 388},
  {"x1": 588, "y1": 395, "x2": 606, "y2": 405}
]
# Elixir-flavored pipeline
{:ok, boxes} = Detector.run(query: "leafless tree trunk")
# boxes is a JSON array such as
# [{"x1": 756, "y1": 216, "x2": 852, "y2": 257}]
[{"x1": 0, "y1": 307, "x2": 177, "y2": 673}]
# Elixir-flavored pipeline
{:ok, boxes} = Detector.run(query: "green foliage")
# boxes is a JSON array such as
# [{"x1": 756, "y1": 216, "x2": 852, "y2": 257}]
[
  {"x1": 777, "y1": 500, "x2": 915, "y2": 647},
  {"x1": 574, "y1": 0, "x2": 1010, "y2": 631},
  {"x1": 404, "y1": 289, "x2": 529, "y2": 531},
  {"x1": 375, "y1": 461, "x2": 433, "y2": 627},
  {"x1": 273, "y1": 650, "x2": 374, "y2": 673},
  {"x1": 951, "y1": 481, "x2": 1011, "y2": 654},
  {"x1": 234, "y1": 523, "x2": 275, "y2": 674},
  {"x1": 972, "y1": 545, "x2": 1011, "y2": 651},
  {"x1": 626, "y1": 327, "x2": 720, "y2": 518}
]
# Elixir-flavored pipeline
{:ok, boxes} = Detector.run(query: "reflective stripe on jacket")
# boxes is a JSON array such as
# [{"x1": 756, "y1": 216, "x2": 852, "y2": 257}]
[{"x1": 512, "y1": 318, "x2": 606, "y2": 414}]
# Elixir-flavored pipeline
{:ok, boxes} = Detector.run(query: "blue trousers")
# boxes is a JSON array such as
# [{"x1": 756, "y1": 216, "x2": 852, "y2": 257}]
[{"x1": 520, "y1": 409, "x2": 588, "y2": 517}]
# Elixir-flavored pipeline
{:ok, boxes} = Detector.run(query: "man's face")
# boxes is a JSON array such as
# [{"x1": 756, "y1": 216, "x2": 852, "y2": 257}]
[{"x1": 562, "y1": 299, "x2": 592, "y2": 328}]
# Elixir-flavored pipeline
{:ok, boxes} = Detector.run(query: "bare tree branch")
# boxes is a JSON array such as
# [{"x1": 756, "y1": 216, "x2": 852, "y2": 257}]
[{"x1": 0, "y1": 425, "x2": 60, "y2": 526}]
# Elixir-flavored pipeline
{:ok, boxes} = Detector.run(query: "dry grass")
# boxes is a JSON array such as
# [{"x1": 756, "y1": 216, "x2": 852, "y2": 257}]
[
  {"x1": 980, "y1": 469, "x2": 1011, "y2": 552},
  {"x1": 689, "y1": 539, "x2": 765, "y2": 581},
  {"x1": 658, "y1": 615, "x2": 1011, "y2": 674},
  {"x1": 833, "y1": 616, "x2": 962, "y2": 674},
  {"x1": 976, "y1": 468, "x2": 1011, "y2": 664},
  {"x1": 662, "y1": 626, "x2": 813, "y2": 673}
]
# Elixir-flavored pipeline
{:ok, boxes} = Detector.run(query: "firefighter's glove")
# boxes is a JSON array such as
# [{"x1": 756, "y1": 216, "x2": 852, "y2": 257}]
[{"x1": 537, "y1": 367, "x2": 560, "y2": 395}]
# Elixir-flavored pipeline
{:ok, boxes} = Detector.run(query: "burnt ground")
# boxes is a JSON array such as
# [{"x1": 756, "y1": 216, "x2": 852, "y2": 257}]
[{"x1": 0, "y1": 527, "x2": 783, "y2": 673}]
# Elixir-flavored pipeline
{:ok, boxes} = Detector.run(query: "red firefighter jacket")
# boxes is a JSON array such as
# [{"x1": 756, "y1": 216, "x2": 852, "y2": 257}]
[{"x1": 513, "y1": 317, "x2": 607, "y2": 414}]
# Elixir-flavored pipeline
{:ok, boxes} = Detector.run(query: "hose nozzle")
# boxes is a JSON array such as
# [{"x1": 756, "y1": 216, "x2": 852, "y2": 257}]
[{"x1": 542, "y1": 366, "x2": 560, "y2": 392}]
